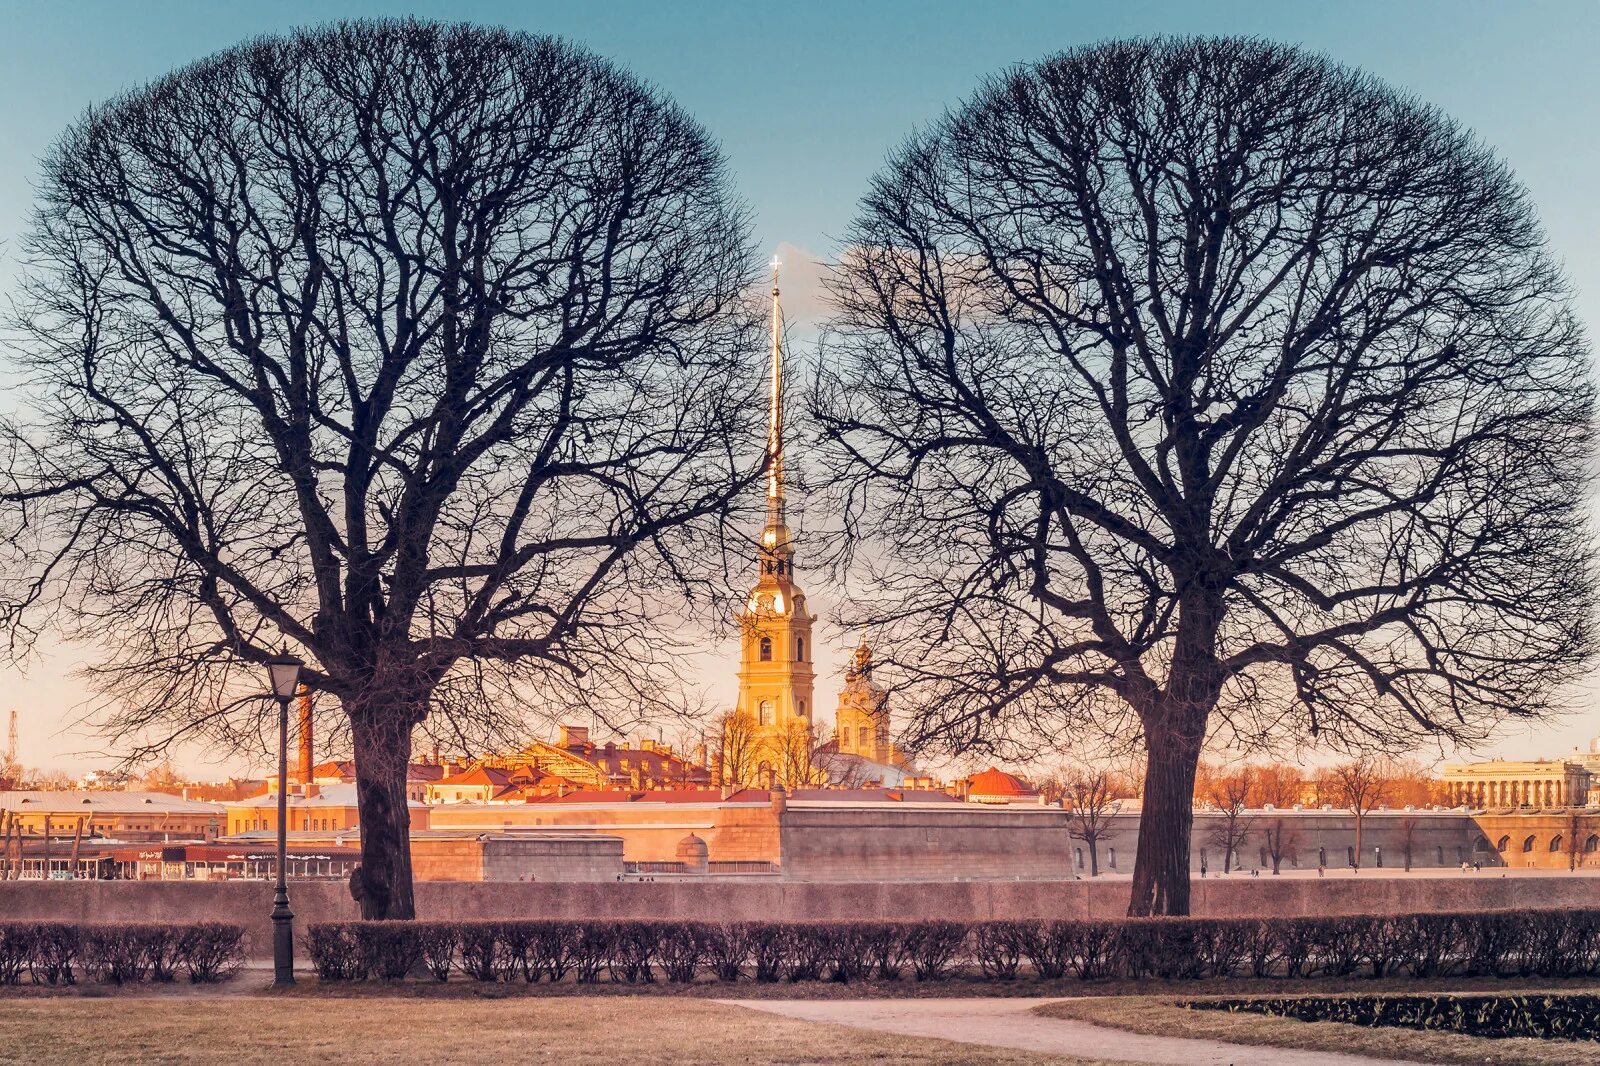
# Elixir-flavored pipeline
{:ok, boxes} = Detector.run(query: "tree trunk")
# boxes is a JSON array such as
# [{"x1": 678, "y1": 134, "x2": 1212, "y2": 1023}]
[
  {"x1": 1128, "y1": 723, "x2": 1203, "y2": 915},
  {"x1": 1088, "y1": 839, "x2": 1099, "y2": 877},
  {"x1": 1353, "y1": 814, "x2": 1363, "y2": 871},
  {"x1": 350, "y1": 707, "x2": 418, "y2": 920}
]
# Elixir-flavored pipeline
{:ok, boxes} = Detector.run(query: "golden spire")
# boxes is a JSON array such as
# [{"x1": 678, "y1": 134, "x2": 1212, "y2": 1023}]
[{"x1": 766, "y1": 254, "x2": 785, "y2": 532}]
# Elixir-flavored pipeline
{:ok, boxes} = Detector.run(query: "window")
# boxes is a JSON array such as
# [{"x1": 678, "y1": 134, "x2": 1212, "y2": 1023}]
[
  {"x1": 1346, "y1": 846, "x2": 1354, "y2": 866},
  {"x1": 1522, "y1": 835, "x2": 1537, "y2": 853},
  {"x1": 1586, "y1": 835, "x2": 1599, "y2": 853},
  {"x1": 759, "y1": 637, "x2": 772, "y2": 662},
  {"x1": 798, "y1": 700, "x2": 806, "y2": 718},
  {"x1": 858, "y1": 726, "x2": 869, "y2": 747},
  {"x1": 1107, "y1": 847, "x2": 1116, "y2": 869},
  {"x1": 758, "y1": 700, "x2": 774, "y2": 726},
  {"x1": 1318, "y1": 847, "x2": 1326, "y2": 867},
  {"x1": 1075, "y1": 848, "x2": 1084, "y2": 870},
  {"x1": 1436, "y1": 846, "x2": 1444, "y2": 865},
  {"x1": 1550, "y1": 835, "x2": 1564, "y2": 853},
  {"x1": 1496, "y1": 835, "x2": 1511, "y2": 852},
  {"x1": 796, "y1": 637, "x2": 805, "y2": 661}
]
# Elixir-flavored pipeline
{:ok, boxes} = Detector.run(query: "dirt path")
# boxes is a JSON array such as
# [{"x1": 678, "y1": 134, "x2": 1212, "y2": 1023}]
[{"x1": 724, "y1": 997, "x2": 1415, "y2": 1066}]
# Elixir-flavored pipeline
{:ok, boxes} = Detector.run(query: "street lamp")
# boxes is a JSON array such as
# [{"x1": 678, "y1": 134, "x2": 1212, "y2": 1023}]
[{"x1": 265, "y1": 653, "x2": 303, "y2": 986}]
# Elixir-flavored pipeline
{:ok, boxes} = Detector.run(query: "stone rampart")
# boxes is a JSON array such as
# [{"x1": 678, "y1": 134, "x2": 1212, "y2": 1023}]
[{"x1": 5, "y1": 873, "x2": 1599, "y2": 958}]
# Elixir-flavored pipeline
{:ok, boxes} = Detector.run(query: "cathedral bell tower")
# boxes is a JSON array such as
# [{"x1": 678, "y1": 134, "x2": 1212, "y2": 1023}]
[{"x1": 736, "y1": 257, "x2": 816, "y2": 766}]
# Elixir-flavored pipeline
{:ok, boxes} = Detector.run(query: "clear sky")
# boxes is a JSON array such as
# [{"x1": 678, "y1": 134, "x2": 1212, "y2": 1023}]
[{"x1": 1, "y1": 0, "x2": 1597, "y2": 776}]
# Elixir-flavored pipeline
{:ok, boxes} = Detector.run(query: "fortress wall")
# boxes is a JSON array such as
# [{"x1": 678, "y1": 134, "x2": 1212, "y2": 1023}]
[{"x1": 5, "y1": 873, "x2": 1599, "y2": 958}]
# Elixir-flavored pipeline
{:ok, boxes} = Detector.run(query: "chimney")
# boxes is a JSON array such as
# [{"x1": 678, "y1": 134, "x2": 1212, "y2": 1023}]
[
  {"x1": 559, "y1": 724, "x2": 589, "y2": 748},
  {"x1": 296, "y1": 688, "x2": 314, "y2": 784}
]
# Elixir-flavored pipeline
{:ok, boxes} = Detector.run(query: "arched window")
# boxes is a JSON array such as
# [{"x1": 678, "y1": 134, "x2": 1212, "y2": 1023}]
[
  {"x1": 1522, "y1": 835, "x2": 1537, "y2": 853},
  {"x1": 758, "y1": 700, "x2": 774, "y2": 726},
  {"x1": 796, "y1": 637, "x2": 805, "y2": 661},
  {"x1": 1585, "y1": 835, "x2": 1599, "y2": 853},
  {"x1": 759, "y1": 637, "x2": 772, "y2": 662},
  {"x1": 858, "y1": 726, "x2": 869, "y2": 747},
  {"x1": 1550, "y1": 835, "x2": 1564, "y2": 853},
  {"x1": 798, "y1": 700, "x2": 806, "y2": 718},
  {"x1": 1075, "y1": 848, "x2": 1084, "y2": 870},
  {"x1": 1107, "y1": 847, "x2": 1117, "y2": 869},
  {"x1": 1496, "y1": 835, "x2": 1511, "y2": 852}
]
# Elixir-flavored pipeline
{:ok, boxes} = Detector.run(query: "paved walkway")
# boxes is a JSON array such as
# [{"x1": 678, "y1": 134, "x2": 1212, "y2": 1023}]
[{"x1": 723, "y1": 997, "x2": 1414, "y2": 1066}]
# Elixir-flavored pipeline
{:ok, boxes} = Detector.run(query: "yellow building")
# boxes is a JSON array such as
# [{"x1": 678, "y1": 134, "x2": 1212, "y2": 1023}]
[
  {"x1": 833, "y1": 640, "x2": 895, "y2": 765},
  {"x1": 0, "y1": 791, "x2": 223, "y2": 841},
  {"x1": 224, "y1": 782, "x2": 429, "y2": 835},
  {"x1": 735, "y1": 260, "x2": 819, "y2": 784},
  {"x1": 1439, "y1": 760, "x2": 1590, "y2": 809}
]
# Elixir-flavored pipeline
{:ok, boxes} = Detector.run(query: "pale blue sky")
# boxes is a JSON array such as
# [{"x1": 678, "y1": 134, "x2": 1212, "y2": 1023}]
[{"x1": 1, "y1": 1, "x2": 1597, "y2": 774}]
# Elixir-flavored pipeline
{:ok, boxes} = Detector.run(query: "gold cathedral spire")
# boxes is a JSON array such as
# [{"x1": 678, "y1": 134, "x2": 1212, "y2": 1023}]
[{"x1": 764, "y1": 255, "x2": 787, "y2": 540}]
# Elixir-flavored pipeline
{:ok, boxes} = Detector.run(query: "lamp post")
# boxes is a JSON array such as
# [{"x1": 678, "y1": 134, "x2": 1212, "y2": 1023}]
[{"x1": 265, "y1": 653, "x2": 303, "y2": 986}]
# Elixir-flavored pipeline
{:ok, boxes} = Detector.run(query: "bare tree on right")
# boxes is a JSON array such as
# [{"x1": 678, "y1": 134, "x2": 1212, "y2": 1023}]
[{"x1": 813, "y1": 37, "x2": 1595, "y2": 915}]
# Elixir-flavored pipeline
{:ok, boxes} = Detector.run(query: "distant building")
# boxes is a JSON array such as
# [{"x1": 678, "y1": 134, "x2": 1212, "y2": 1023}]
[
  {"x1": 959, "y1": 767, "x2": 1039, "y2": 804},
  {"x1": 0, "y1": 791, "x2": 222, "y2": 841},
  {"x1": 1438, "y1": 759, "x2": 1590, "y2": 808},
  {"x1": 223, "y1": 782, "x2": 428, "y2": 835}
]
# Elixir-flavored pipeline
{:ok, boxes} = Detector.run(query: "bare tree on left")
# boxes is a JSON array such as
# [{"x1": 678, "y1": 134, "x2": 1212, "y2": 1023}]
[{"x1": 0, "y1": 19, "x2": 762, "y2": 919}]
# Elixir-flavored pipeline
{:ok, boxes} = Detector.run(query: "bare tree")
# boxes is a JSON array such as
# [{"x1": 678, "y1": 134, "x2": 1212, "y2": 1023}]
[
  {"x1": 1254, "y1": 763, "x2": 1306, "y2": 874},
  {"x1": 812, "y1": 37, "x2": 1594, "y2": 915},
  {"x1": 0, "y1": 21, "x2": 761, "y2": 918},
  {"x1": 1204, "y1": 767, "x2": 1253, "y2": 874},
  {"x1": 774, "y1": 720, "x2": 821, "y2": 790},
  {"x1": 1059, "y1": 767, "x2": 1122, "y2": 876},
  {"x1": 715, "y1": 709, "x2": 760, "y2": 788},
  {"x1": 1396, "y1": 816, "x2": 1420, "y2": 871},
  {"x1": 1322, "y1": 757, "x2": 1393, "y2": 871}
]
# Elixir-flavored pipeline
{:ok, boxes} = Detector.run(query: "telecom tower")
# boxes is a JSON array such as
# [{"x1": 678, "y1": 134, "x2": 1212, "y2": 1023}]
[{"x1": 5, "y1": 709, "x2": 16, "y2": 765}]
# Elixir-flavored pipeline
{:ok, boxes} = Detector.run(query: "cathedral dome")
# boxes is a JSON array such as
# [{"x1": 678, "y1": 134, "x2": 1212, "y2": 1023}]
[{"x1": 966, "y1": 767, "x2": 1034, "y2": 799}]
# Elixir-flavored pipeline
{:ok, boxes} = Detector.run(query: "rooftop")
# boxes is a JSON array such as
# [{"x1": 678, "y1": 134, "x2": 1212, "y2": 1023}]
[{"x1": 0, "y1": 791, "x2": 225, "y2": 815}]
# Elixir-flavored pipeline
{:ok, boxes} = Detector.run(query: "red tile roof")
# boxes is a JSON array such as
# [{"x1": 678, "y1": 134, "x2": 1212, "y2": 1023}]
[
  {"x1": 434, "y1": 766, "x2": 512, "y2": 787},
  {"x1": 967, "y1": 767, "x2": 1035, "y2": 797}
]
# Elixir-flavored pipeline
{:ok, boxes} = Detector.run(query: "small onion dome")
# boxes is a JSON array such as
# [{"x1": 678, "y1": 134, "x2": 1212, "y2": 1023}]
[
  {"x1": 676, "y1": 833, "x2": 709, "y2": 864},
  {"x1": 966, "y1": 767, "x2": 1035, "y2": 798}
]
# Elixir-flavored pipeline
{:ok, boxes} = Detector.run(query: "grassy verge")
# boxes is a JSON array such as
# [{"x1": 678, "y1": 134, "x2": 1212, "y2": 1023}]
[
  {"x1": 0, "y1": 995, "x2": 1093, "y2": 1065},
  {"x1": 1035, "y1": 992, "x2": 1600, "y2": 1066}
]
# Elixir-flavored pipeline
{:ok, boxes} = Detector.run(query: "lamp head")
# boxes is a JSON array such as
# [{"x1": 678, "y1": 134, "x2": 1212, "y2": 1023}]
[{"x1": 265, "y1": 654, "x2": 304, "y2": 700}]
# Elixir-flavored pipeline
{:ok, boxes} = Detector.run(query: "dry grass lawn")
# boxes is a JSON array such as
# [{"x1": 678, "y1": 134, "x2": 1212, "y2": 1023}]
[
  {"x1": 0, "y1": 995, "x2": 1095, "y2": 1065},
  {"x1": 1037, "y1": 993, "x2": 1600, "y2": 1066}
]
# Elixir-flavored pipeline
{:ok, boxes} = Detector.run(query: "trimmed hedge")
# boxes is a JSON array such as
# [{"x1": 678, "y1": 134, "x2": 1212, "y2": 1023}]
[
  {"x1": 1191, "y1": 993, "x2": 1600, "y2": 1041},
  {"x1": 303, "y1": 908, "x2": 1600, "y2": 984},
  {"x1": 0, "y1": 922, "x2": 246, "y2": 985}
]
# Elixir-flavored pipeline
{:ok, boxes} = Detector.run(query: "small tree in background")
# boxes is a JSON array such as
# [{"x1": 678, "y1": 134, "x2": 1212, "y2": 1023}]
[
  {"x1": 715, "y1": 710, "x2": 761, "y2": 788},
  {"x1": 1203, "y1": 767, "x2": 1253, "y2": 873},
  {"x1": 1322, "y1": 758, "x2": 1393, "y2": 871},
  {"x1": 1254, "y1": 763, "x2": 1307, "y2": 874},
  {"x1": 1059, "y1": 767, "x2": 1123, "y2": 876}
]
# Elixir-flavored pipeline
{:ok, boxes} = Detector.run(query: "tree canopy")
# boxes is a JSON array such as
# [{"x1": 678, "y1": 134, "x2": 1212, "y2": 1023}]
[{"x1": 813, "y1": 37, "x2": 1594, "y2": 914}]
